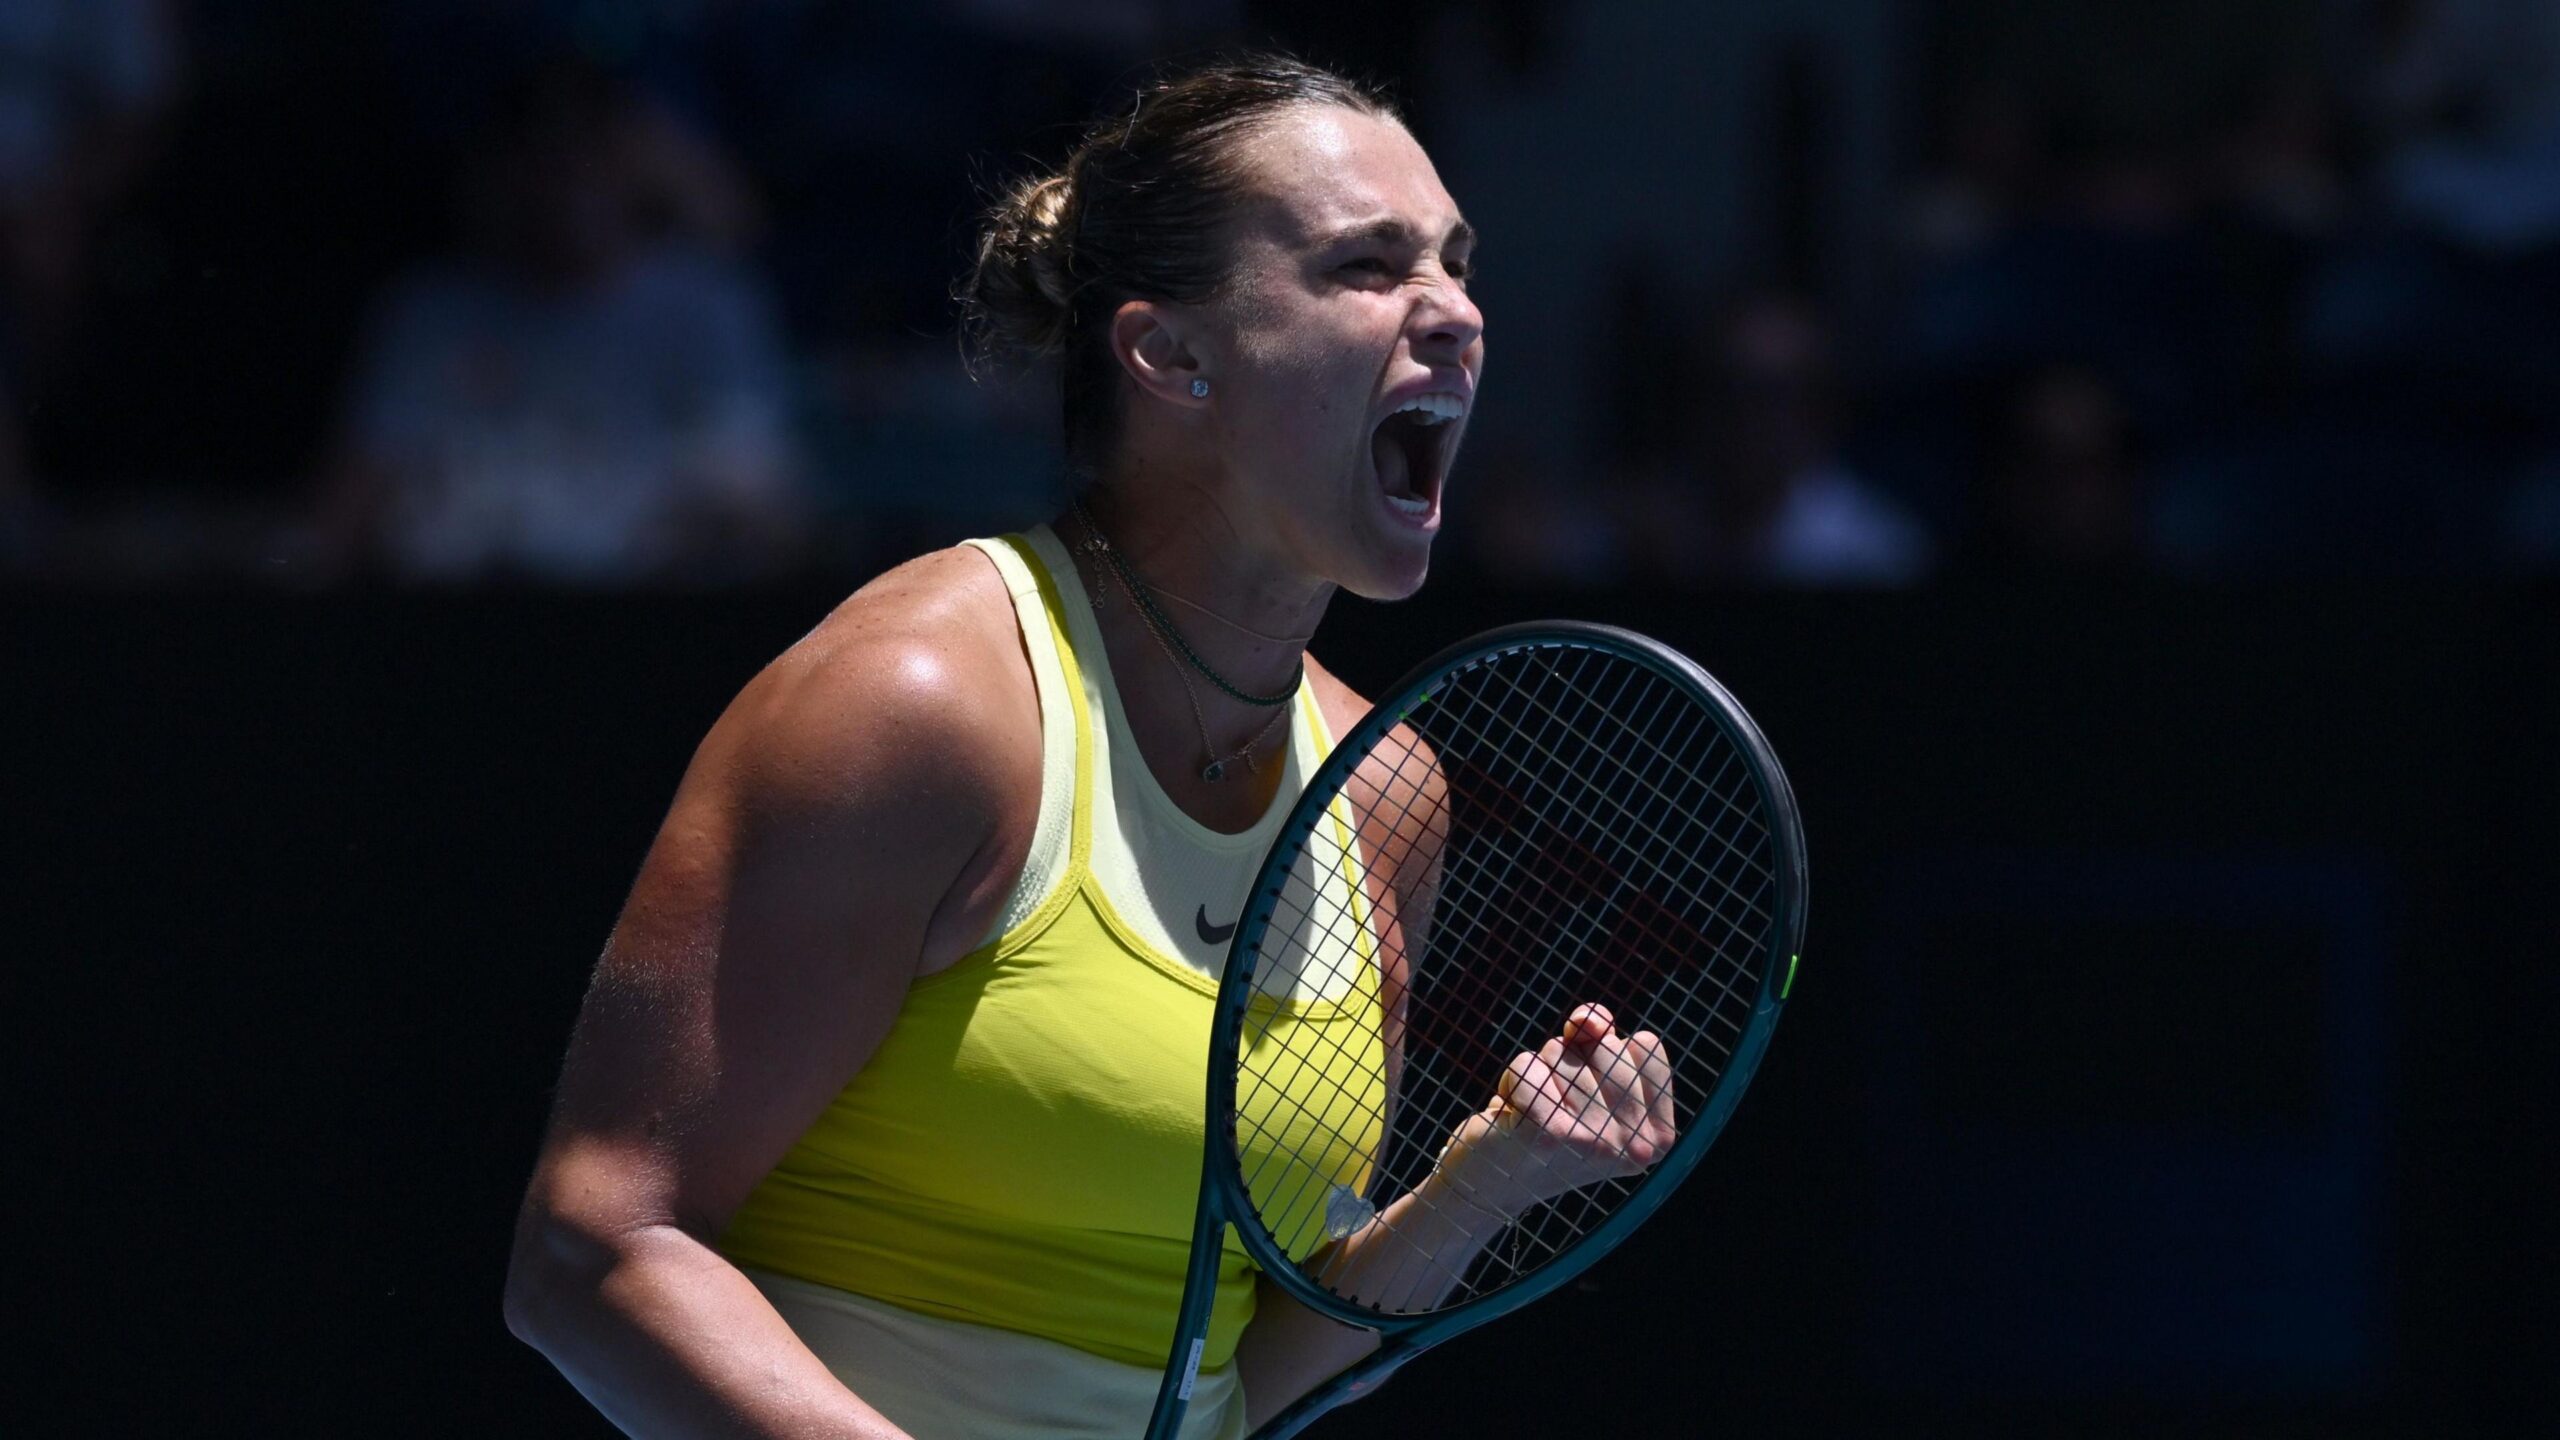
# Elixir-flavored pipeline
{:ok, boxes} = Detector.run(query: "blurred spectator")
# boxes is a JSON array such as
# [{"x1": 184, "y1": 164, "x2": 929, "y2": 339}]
[
  {"x1": 1904, "y1": 87, "x2": 2050, "y2": 263},
  {"x1": 319, "y1": 61, "x2": 805, "y2": 586},
  {"x1": 691, "y1": 5, "x2": 1191, "y2": 350},
  {"x1": 2367, "y1": 0, "x2": 2560, "y2": 250},
  {"x1": 1627, "y1": 292, "x2": 1932, "y2": 588},
  {"x1": 0, "y1": 0, "x2": 179, "y2": 577},
  {"x1": 672, "y1": 6, "x2": 1203, "y2": 555},
  {"x1": 1893, "y1": 112, "x2": 2243, "y2": 480},
  {"x1": 1450, "y1": 439, "x2": 1624, "y2": 589},
  {"x1": 2215, "y1": 74, "x2": 2353, "y2": 243},
  {"x1": 2, "y1": 1, "x2": 2551, "y2": 590},
  {"x1": 2200, "y1": 74, "x2": 2357, "y2": 404},
  {"x1": 1969, "y1": 364, "x2": 2152, "y2": 574},
  {"x1": 0, "y1": 0, "x2": 180, "y2": 363}
]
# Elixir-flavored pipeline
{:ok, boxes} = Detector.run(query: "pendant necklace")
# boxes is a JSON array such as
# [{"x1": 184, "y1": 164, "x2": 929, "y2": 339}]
[{"x1": 1073, "y1": 501, "x2": 1294, "y2": 782}]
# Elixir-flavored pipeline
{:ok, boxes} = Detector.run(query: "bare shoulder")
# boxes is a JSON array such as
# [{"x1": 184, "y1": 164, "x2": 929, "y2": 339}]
[
  {"x1": 713, "y1": 543, "x2": 1035, "y2": 828},
  {"x1": 1304, "y1": 653, "x2": 1444, "y2": 792},
  {"x1": 1303, "y1": 652, "x2": 1446, "y2": 1034},
  {"x1": 666, "y1": 542, "x2": 1041, "y2": 976},
  {"x1": 1304, "y1": 652, "x2": 1449, "y2": 885},
  {"x1": 1301, "y1": 651, "x2": 1374, "y2": 750},
  {"x1": 518, "y1": 544, "x2": 1041, "y2": 1247}
]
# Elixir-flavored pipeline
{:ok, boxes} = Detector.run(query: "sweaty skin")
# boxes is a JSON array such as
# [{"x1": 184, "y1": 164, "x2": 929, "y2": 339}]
[{"x1": 503, "y1": 100, "x2": 1672, "y2": 1438}]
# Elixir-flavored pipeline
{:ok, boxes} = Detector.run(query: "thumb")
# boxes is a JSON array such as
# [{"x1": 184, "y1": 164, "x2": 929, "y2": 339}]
[{"x1": 1497, "y1": 1046, "x2": 1565, "y2": 1125}]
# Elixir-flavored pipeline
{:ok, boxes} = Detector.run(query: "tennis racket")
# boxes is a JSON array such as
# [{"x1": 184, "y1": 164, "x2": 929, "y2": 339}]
[{"x1": 1144, "y1": 620, "x2": 1807, "y2": 1439}]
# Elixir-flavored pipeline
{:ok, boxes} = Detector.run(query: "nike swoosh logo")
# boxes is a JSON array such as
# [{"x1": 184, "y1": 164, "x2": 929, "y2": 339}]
[{"x1": 1195, "y1": 905, "x2": 1238, "y2": 945}]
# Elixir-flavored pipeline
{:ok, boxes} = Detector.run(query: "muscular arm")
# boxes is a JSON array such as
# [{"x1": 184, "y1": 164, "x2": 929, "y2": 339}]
[
  {"x1": 1237, "y1": 661, "x2": 1677, "y2": 1421},
  {"x1": 503, "y1": 553, "x2": 1030, "y2": 1438}
]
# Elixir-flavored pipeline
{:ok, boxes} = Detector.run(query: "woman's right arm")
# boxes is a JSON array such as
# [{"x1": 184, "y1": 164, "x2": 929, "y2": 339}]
[{"x1": 503, "y1": 555, "x2": 1031, "y2": 1438}]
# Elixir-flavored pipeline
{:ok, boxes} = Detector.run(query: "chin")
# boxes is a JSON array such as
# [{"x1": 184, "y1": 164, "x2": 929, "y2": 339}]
[
  {"x1": 1338, "y1": 537, "x2": 1435, "y2": 602},
  {"x1": 1310, "y1": 456, "x2": 1447, "y2": 599},
  {"x1": 1343, "y1": 570, "x2": 1431, "y2": 603}
]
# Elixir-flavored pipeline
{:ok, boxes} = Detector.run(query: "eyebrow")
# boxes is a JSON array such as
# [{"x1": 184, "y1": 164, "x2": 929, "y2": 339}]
[{"x1": 1319, "y1": 215, "x2": 1478, "y2": 251}]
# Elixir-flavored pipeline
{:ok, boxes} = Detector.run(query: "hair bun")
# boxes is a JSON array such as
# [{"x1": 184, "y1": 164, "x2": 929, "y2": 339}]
[
  {"x1": 962, "y1": 169, "x2": 1078, "y2": 363},
  {"x1": 952, "y1": 53, "x2": 1400, "y2": 470}
]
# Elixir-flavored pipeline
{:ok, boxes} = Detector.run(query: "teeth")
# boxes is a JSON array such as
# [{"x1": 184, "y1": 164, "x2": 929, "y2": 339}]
[
  {"x1": 1390, "y1": 393, "x2": 1465, "y2": 425},
  {"x1": 1383, "y1": 492, "x2": 1431, "y2": 516}
]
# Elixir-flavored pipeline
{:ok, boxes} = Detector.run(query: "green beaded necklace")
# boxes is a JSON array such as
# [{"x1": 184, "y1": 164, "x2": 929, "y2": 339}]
[{"x1": 1071, "y1": 499, "x2": 1302, "y2": 709}]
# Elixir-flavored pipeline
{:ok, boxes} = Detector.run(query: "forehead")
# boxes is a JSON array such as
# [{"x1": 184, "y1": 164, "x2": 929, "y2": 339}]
[{"x1": 1230, "y1": 105, "x2": 1463, "y2": 247}]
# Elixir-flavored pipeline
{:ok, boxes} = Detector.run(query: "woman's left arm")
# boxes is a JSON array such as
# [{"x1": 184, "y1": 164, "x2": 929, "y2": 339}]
[
  {"x1": 1233, "y1": 1001, "x2": 1673, "y2": 1426},
  {"x1": 1228, "y1": 1158, "x2": 1504, "y2": 1426},
  {"x1": 1233, "y1": 666, "x2": 1677, "y2": 1425}
]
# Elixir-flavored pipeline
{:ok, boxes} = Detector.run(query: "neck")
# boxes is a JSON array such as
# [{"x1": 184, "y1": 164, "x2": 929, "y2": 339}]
[
  {"x1": 1066, "y1": 487, "x2": 1330, "y2": 703},
  {"x1": 1061, "y1": 491, "x2": 1330, "y2": 806}
]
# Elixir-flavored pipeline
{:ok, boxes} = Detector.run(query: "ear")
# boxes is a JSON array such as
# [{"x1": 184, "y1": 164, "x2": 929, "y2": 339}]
[{"x1": 1108, "y1": 299, "x2": 1210, "y2": 409}]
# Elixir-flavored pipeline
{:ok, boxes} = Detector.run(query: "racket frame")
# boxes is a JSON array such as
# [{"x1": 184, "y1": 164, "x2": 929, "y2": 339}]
[{"x1": 1147, "y1": 621, "x2": 1806, "y2": 1439}]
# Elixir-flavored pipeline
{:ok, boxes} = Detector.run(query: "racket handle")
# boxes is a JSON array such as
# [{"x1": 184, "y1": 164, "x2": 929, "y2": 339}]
[{"x1": 1148, "y1": 1195, "x2": 1233, "y2": 1440}]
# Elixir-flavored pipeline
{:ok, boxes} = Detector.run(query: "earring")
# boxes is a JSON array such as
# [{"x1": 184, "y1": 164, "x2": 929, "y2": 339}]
[{"x1": 1190, "y1": 378, "x2": 1210, "y2": 398}]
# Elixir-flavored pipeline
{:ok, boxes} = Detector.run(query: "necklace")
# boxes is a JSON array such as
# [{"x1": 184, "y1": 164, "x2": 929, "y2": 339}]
[
  {"x1": 1071, "y1": 499, "x2": 1300, "y2": 708},
  {"x1": 1073, "y1": 504, "x2": 1294, "y2": 782},
  {"x1": 1151, "y1": 584, "x2": 1318, "y2": 646},
  {"x1": 1136, "y1": 595, "x2": 1292, "y2": 783}
]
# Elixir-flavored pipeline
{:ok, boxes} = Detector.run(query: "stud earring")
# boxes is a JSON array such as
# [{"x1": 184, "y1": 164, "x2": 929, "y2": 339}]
[{"x1": 1190, "y1": 378, "x2": 1210, "y2": 398}]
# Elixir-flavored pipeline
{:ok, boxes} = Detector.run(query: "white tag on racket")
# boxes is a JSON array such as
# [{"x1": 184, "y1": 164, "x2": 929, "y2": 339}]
[
  {"x1": 1176, "y1": 1338, "x2": 1204, "y2": 1401},
  {"x1": 1323, "y1": 1184, "x2": 1376, "y2": 1241}
]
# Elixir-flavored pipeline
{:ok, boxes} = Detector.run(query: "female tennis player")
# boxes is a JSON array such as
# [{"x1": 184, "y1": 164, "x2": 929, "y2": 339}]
[{"x1": 504, "y1": 55, "x2": 1674, "y2": 1439}]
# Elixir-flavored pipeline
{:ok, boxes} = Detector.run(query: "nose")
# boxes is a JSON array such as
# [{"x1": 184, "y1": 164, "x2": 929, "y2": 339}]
[{"x1": 1412, "y1": 270, "x2": 1484, "y2": 365}]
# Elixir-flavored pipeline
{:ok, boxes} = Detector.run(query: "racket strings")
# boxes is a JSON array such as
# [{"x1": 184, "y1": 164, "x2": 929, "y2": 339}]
[
  {"x1": 1461, "y1": 659, "x2": 1779, "y2": 945},
  {"x1": 1230, "y1": 642, "x2": 1780, "y2": 1315},
  {"x1": 1420, "y1": 671, "x2": 1773, "y2": 987},
  {"x1": 1411, "y1": 799, "x2": 1763, "y2": 1052},
  {"x1": 1301, "y1": 657, "x2": 1769, "y2": 1129},
  {"x1": 1247, "y1": 661, "x2": 1754, "y2": 1190},
  {"x1": 1497, "y1": 665, "x2": 1779, "y2": 887},
  {"x1": 1399, "y1": 661, "x2": 1773, "y2": 1062}
]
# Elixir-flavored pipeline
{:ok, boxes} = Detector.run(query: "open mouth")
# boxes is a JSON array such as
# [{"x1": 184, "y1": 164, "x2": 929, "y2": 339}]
[{"x1": 1369, "y1": 402, "x2": 1459, "y2": 520}]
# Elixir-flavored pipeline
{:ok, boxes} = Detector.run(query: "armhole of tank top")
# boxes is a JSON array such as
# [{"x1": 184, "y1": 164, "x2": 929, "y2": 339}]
[
  {"x1": 934, "y1": 533, "x2": 1092, "y2": 976},
  {"x1": 1297, "y1": 677, "x2": 1336, "y2": 758},
  {"x1": 1305, "y1": 684, "x2": 1386, "y2": 996}
]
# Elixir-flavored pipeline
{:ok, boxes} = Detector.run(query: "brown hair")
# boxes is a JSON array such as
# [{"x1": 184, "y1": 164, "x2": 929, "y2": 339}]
[{"x1": 960, "y1": 53, "x2": 1402, "y2": 477}]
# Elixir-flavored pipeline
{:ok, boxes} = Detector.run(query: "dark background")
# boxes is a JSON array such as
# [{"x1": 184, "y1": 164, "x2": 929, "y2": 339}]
[
  {"x1": 7, "y1": 1, "x2": 2556, "y2": 1435},
  {"x1": 20, "y1": 583, "x2": 2554, "y2": 1435}
]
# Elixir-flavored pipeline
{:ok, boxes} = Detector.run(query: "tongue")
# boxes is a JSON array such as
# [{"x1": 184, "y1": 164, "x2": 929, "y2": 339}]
[{"x1": 1372, "y1": 424, "x2": 1416, "y2": 499}]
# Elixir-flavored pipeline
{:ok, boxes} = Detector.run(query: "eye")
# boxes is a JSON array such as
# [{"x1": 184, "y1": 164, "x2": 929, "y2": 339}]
[
  {"x1": 1446, "y1": 256, "x2": 1475, "y2": 283},
  {"x1": 1338, "y1": 255, "x2": 1396, "y2": 281}
]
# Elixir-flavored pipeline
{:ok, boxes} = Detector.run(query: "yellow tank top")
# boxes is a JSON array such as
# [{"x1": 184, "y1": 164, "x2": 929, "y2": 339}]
[{"x1": 718, "y1": 527, "x2": 1385, "y2": 1395}]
